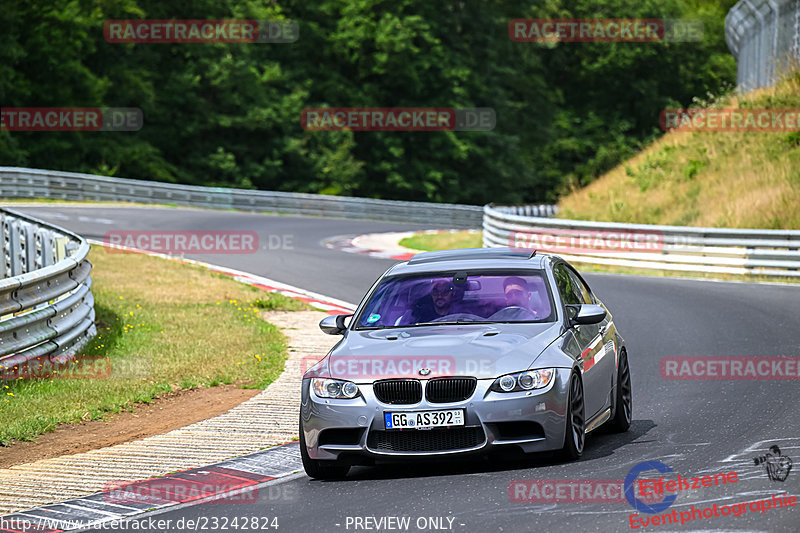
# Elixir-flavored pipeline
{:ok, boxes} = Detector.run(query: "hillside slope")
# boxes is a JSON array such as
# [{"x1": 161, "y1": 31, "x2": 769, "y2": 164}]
[{"x1": 557, "y1": 71, "x2": 800, "y2": 229}]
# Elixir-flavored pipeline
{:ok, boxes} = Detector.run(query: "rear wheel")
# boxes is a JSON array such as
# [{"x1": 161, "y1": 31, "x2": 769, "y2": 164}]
[
  {"x1": 560, "y1": 373, "x2": 585, "y2": 460},
  {"x1": 299, "y1": 418, "x2": 350, "y2": 480},
  {"x1": 608, "y1": 350, "x2": 632, "y2": 432}
]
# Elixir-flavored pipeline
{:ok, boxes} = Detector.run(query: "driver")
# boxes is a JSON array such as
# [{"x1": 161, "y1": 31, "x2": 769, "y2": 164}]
[
  {"x1": 411, "y1": 280, "x2": 455, "y2": 323},
  {"x1": 503, "y1": 276, "x2": 537, "y2": 317}
]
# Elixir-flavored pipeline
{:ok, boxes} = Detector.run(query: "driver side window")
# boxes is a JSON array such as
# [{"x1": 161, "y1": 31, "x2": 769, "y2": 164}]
[
  {"x1": 565, "y1": 267, "x2": 593, "y2": 305},
  {"x1": 553, "y1": 265, "x2": 581, "y2": 319},
  {"x1": 554, "y1": 264, "x2": 581, "y2": 306},
  {"x1": 555, "y1": 264, "x2": 595, "y2": 321}
]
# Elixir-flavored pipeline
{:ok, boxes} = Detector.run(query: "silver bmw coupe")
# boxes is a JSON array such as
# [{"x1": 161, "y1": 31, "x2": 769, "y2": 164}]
[{"x1": 300, "y1": 248, "x2": 632, "y2": 479}]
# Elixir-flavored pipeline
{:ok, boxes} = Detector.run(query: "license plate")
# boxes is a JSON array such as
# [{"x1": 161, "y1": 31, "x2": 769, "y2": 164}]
[{"x1": 384, "y1": 409, "x2": 464, "y2": 430}]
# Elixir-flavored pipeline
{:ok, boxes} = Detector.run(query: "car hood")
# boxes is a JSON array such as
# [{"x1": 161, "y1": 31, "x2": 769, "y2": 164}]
[{"x1": 323, "y1": 323, "x2": 562, "y2": 382}]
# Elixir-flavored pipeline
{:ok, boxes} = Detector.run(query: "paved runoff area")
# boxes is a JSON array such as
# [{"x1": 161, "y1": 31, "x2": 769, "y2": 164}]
[
  {"x1": 323, "y1": 229, "x2": 481, "y2": 261},
  {"x1": 0, "y1": 311, "x2": 337, "y2": 530},
  {"x1": 324, "y1": 231, "x2": 418, "y2": 260}
]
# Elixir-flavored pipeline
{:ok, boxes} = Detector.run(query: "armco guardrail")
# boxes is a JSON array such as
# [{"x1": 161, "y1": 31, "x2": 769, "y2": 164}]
[
  {"x1": 484, "y1": 204, "x2": 800, "y2": 277},
  {"x1": 726, "y1": 0, "x2": 800, "y2": 91},
  {"x1": 0, "y1": 167, "x2": 488, "y2": 229},
  {"x1": 0, "y1": 208, "x2": 96, "y2": 373}
]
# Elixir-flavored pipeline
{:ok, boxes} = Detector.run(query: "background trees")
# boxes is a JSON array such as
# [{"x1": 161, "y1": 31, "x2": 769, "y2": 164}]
[{"x1": 0, "y1": 0, "x2": 737, "y2": 204}]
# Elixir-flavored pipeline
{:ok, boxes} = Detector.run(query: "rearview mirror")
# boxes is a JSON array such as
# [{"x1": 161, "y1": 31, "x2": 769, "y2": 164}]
[
  {"x1": 319, "y1": 314, "x2": 352, "y2": 335},
  {"x1": 465, "y1": 280, "x2": 482, "y2": 291},
  {"x1": 572, "y1": 304, "x2": 606, "y2": 325}
]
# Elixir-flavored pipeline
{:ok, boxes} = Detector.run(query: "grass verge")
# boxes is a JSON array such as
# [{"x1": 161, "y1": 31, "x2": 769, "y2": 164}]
[
  {"x1": 0, "y1": 245, "x2": 306, "y2": 445},
  {"x1": 399, "y1": 230, "x2": 482, "y2": 251},
  {"x1": 557, "y1": 70, "x2": 800, "y2": 229}
]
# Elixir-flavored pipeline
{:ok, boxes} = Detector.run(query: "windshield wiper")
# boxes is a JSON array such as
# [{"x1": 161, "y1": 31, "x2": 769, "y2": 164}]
[
  {"x1": 356, "y1": 320, "x2": 483, "y2": 330},
  {"x1": 408, "y1": 321, "x2": 478, "y2": 327}
]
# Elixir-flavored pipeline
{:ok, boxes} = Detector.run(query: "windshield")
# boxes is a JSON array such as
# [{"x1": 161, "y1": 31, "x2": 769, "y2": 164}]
[{"x1": 354, "y1": 270, "x2": 554, "y2": 329}]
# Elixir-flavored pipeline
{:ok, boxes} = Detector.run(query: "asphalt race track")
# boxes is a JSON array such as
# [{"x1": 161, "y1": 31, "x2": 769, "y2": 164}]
[{"x1": 14, "y1": 205, "x2": 800, "y2": 532}]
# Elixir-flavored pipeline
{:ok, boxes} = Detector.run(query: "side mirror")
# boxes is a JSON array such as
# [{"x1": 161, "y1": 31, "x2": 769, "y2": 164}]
[
  {"x1": 319, "y1": 314, "x2": 352, "y2": 335},
  {"x1": 572, "y1": 304, "x2": 606, "y2": 325}
]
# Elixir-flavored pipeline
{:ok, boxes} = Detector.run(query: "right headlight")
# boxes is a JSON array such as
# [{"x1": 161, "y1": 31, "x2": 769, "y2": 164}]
[
  {"x1": 490, "y1": 369, "x2": 555, "y2": 393},
  {"x1": 311, "y1": 378, "x2": 360, "y2": 399}
]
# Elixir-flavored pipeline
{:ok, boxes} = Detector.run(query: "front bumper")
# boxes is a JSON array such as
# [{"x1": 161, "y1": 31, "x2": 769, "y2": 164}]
[{"x1": 300, "y1": 368, "x2": 572, "y2": 462}]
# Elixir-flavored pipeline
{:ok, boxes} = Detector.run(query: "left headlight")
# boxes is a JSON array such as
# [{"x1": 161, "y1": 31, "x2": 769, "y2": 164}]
[
  {"x1": 311, "y1": 378, "x2": 360, "y2": 399},
  {"x1": 490, "y1": 369, "x2": 555, "y2": 393}
]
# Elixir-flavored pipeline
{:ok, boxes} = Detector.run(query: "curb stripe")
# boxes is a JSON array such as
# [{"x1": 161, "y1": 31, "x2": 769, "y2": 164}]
[{"x1": 1, "y1": 444, "x2": 302, "y2": 532}]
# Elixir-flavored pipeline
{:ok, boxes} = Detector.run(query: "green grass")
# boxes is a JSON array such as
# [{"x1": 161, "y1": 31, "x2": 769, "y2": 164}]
[
  {"x1": 399, "y1": 230, "x2": 482, "y2": 251},
  {"x1": 0, "y1": 245, "x2": 306, "y2": 445},
  {"x1": 1, "y1": 198, "x2": 72, "y2": 204},
  {"x1": 252, "y1": 296, "x2": 306, "y2": 311},
  {"x1": 557, "y1": 69, "x2": 800, "y2": 229}
]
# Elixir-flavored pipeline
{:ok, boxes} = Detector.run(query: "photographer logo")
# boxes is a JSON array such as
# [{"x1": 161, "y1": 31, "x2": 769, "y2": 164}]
[{"x1": 753, "y1": 445, "x2": 792, "y2": 482}]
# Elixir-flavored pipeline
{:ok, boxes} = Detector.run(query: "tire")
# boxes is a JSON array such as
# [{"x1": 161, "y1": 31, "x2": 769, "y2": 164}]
[
  {"x1": 560, "y1": 373, "x2": 585, "y2": 460},
  {"x1": 299, "y1": 419, "x2": 350, "y2": 480},
  {"x1": 608, "y1": 350, "x2": 632, "y2": 433}
]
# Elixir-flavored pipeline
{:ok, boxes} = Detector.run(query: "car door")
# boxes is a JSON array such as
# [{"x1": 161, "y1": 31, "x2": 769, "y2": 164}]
[
  {"x1": 566, "y1": 266, "x2": 616, "y2": 420},
  {"x1": 553, "y1": 263, "x2": 605, "y2": 420}
]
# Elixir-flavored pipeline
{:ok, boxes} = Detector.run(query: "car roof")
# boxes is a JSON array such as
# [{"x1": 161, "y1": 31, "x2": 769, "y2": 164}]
[{"x1": 388, "y1": 247, "x2": 552, "y2": 275}]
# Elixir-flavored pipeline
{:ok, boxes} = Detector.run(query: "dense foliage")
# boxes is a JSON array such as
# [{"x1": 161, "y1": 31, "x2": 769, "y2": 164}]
[{"x1": 0, "y1": 0, "x2": 737, "y2": 204}]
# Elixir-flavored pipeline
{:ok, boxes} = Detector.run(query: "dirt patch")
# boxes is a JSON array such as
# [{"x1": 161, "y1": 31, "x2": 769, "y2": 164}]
[{"x1": 0, "y1": 385, "x2": 261, "y2": 469}]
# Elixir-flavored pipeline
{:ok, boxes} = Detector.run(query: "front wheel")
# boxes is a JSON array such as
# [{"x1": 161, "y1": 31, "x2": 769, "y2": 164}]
[
  {"x1": 608, "y1": 350, "x2": 632, "y2": 432},
  {"x1": 299, "y1": 418, "x2": 350, "y2": 480},
  {"x1": 560, "y1": 373, "x2": 585, "y2": 460}
]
